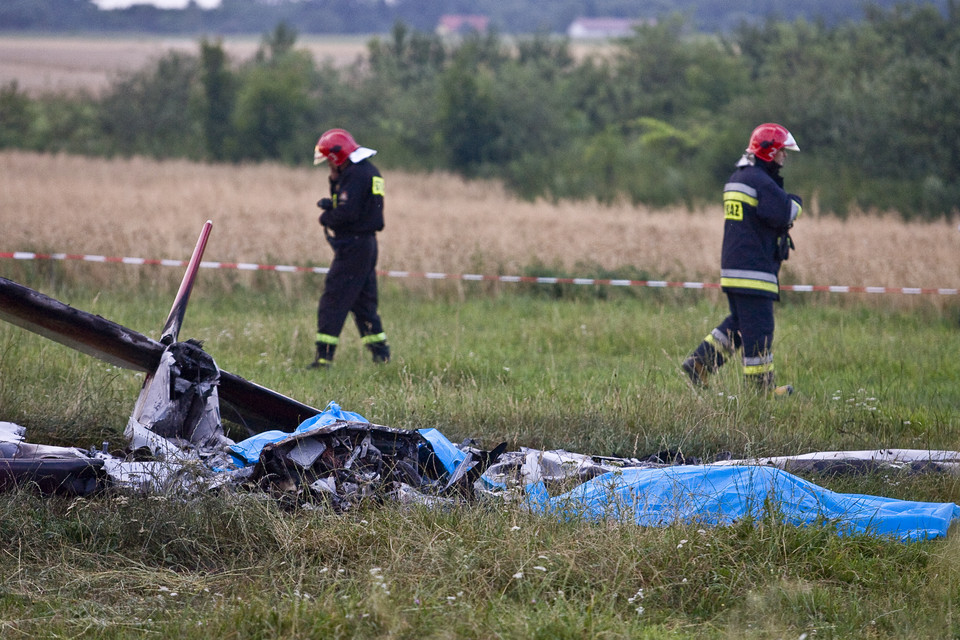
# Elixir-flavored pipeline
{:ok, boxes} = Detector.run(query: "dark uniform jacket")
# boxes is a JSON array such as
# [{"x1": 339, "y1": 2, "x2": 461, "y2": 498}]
[
  {"x1": 720, "y1": 160, "x2": 802, "y2": 300},
  {"x1": 320, "y1": 159, "x2": 385, "y2": 239}
]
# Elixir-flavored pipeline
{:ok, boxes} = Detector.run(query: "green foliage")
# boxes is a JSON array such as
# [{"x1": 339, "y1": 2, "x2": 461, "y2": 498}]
[
  {"x1": 97, "y1": 51, "x2": 204, "y2": 159},
  {"x1": 221, "y1": 24, "x2": 320, "y2": 163},
  {"x1": 198, "y1": 38, "x2": 236, "y2": 162},
  {"x1": 368, "y1": 22, "x2": 447, "y2": 89},
  {"x1": 229, "y1": 55, "x2": 315, "y2": 163},
  {"x1": 257, "y1": 20, "x2": 299, "y2": 62},
  {"x1": 611, "y1": 17, "x2": 734, "y2": 121},
  {"x1": 25, "y1": 95, "x2": 105, "y2": 156},
  {"x1": 436, "y1": 34, "x2": 509, "y2": 175},
  {"x1": 732, "y1": 7, "x2": 960, "y2": 216},
  {"x1": 0, "y1": 82, "x2": 30, "y2": 149}
]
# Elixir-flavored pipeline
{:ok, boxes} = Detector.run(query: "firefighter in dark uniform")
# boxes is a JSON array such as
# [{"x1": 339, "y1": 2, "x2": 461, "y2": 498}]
[
  {"x1": 682, "y1": 123, "x2": 802, "y2": 394},
  {"x1": 308, "y1": 128, "x2": 390, "y2": 368}
]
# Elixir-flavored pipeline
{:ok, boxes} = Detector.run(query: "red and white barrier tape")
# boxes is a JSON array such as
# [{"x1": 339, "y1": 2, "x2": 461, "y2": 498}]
[{"x1": 2, "y1": 251, "x2": 957, "y2": 296}]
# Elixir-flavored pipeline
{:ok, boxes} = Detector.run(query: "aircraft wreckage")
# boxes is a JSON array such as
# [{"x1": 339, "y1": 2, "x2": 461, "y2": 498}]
[{"x1": 1, "y1": 222, "x2": 959, "y2": 542}]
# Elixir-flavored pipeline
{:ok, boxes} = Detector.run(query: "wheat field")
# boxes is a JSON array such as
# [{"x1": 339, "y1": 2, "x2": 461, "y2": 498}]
[{"x1": 1, "y1": 150, "x2": 957, "y2": 303}]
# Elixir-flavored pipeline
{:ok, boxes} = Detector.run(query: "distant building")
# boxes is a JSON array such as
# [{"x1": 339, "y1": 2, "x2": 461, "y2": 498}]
[
  {"x1": 566, "y1": 17, "x2": 652, "y2": 39},
  {"x1": 436, "y1": 15, "x2": 490, "y2": 37}
]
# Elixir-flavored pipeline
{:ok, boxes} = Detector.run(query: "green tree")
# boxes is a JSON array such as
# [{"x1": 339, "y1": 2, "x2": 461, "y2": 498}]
[
  {"x1": 256, "y1": 21, "x2": 299, "y2": 63},
  {"x1": 436, "y1": 41, "x2": 503, "y2": 174},
  {"x1": 198, "y1": 38, "x2": 236, "y2": 162},
  {"x1": 29, "y1": 96, "x2": 105, "y2": 156},
  {"x1": 230, "y1": 52, "x2": 316, "y2": 163},
  {"x1": 0, "y1": 82, "x2": 31, "y2": 149},
  {"x1": 360, "y1": 22, "x2": 447, "y2": 168},
  {"x1": 490, "y1": 49, "x2": 583, "y2": 198},
  {"x1": 732, "y1": 6, "x2": 960, "y2": 217},
  {"x1": 368, "y1": 22, "x2": 447, "y2": 89},
  {"x1": 97, "y1": 51, "x2": 203, "y2": 158}
]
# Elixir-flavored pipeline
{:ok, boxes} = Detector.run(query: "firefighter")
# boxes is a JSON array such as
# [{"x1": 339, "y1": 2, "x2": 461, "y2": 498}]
[
  {"x1": 308, "y1": 128, "x2": 390, "y2": 368},
  {"x1": 682, "y1": 123, "x2": 802, "y2": 394}
]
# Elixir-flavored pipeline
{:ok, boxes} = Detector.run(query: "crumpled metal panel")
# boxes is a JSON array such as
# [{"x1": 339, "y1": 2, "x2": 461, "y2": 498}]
[
  {"x1": 126, "y1": 340, "x2": 228, "y2": 458},
  {"x1": 251, "y1": 420, "x2": 429, "y2": 510},
  {"x1": 0, "y1": 424, "x2": 106, "y2": 496}
]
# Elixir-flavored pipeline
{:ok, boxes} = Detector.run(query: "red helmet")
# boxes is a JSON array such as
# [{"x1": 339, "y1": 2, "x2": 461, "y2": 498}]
[
  {"x1": 746, "y1": 123, "x2": 800, "y2": 162},
  {"x1": 314, "y1": 128, "x2": 360, "y2": 167}
]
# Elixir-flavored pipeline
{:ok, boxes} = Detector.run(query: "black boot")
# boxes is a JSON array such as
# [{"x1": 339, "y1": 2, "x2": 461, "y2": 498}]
[
  {"x1": 307, "y1": 342, "x2": 336, "y2": 369},
  {"x1": 366, "y1": 340, "x2": 390, "y2": 364},
  {"x1": 681, "y1": 356, "x2": 711, "y2": 387},
  {"x1": 682, "y1": 342, "x2": 726, "y2": 388}
]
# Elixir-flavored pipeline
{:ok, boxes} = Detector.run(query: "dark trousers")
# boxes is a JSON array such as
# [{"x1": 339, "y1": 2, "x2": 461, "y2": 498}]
[
  {"x1": 317, "y1": 235, "x2": 384, "y2": 341},
  {"x1": 716, "y1": 293, "x2": 775, "y2": 361},
  {"x1": 687, "y1": 293, "x2": 776, "y2": 385}
]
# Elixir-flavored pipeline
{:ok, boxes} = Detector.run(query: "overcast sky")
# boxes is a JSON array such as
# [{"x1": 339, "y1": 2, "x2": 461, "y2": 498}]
[{"x1": 93, "y1": 0, "x2": 223, "y2": 9}]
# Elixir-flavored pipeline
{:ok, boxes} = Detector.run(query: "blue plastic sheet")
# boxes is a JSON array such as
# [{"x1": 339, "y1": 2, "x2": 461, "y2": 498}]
[
  {"x1": 523, "y1": 464, "x2": 960, "y2": 542},
  {"x1": 417, "y1": 428, "x2": 467, "y2": 476},
  {"x1": 227, "y1": 403, "x2": 467, "y2": 474},
  {"x1": 228, "y1": 401, "x2": 369, "y2": 466},
  {"x1": 227, "y1": 403, "x2": 960, "y2": 542}
]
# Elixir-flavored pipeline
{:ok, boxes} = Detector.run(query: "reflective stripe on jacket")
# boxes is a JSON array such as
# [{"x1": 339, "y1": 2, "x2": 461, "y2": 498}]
[{"x1": 720, "y1": 164, "x2": 801, "y2": 300}]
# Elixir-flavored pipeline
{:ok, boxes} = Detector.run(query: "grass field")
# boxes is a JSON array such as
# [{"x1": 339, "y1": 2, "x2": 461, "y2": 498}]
[
  {"x1": 1, "y1": 150, "x2": 960, "y2": 637},
  {"x1": 2, "y1": 282, "x2": 960, "y2": 638}
]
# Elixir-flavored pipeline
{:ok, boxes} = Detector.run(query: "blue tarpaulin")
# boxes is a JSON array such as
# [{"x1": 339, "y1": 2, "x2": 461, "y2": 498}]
[
  {"x1": 228, "y1": 403, "x2": 467, "y2": 472},
  {"x1": 417, "y1": 428, "x2": 468, "y2": 476},
  {"x1": 227, "y1": 403, "x2": 960, "y2": 542},
  {"x1": 228, "y1": 401, "x2": 369, "y2": 466},
  {"x1": 523, "y1": 464, "x2": 960, "y2": 543}
]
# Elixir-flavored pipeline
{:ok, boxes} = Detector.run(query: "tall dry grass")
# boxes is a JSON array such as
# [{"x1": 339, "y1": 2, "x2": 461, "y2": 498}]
[{"x1": 2, "y1": 150, "x2": 957, "y2": 303}]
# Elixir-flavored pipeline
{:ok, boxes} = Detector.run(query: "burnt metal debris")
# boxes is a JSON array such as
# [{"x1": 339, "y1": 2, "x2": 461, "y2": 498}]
[
  {"x1": 254, "y1": 421, "x2": 430, "y2": 509},
  {"x1": 2, "y1": 273, "x2": 960, "y2": 505},
  {"x1": 0, "y1": 221, "x2": 509, "y2": 506},
  {"x1": 0, "y1": 275, "x2": 506, "y2": 506},
  {"x1": 0, "y1": 220, "x2": 504, "y2": 506},
  {"x1": 0, "y1": 276, "x2": 321, "y2": 433},
  {"x1": 0, "y1": 422, "x2": 107, "y2": 496}
]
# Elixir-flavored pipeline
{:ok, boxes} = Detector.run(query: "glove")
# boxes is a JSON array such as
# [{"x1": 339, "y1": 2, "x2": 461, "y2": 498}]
[
  {"x1": 776, "y1": 232, "x2": 795, "y2": 261},
  {"x1": 317, "y1": 198, "x2": 333, "y2": 211}
]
